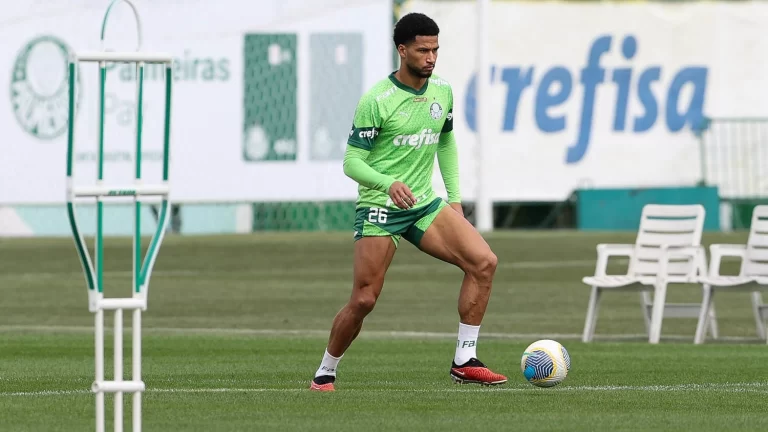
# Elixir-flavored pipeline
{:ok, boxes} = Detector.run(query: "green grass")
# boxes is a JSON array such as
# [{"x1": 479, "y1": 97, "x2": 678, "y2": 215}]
[{"x1": 1, "y1": 231, "x2": 767, "y2": 431}]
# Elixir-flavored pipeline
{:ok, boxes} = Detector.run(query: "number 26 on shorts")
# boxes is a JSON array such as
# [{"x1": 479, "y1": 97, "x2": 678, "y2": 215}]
[{"x1": 368, "y1": 208, "x2": 388, "y2": 224}]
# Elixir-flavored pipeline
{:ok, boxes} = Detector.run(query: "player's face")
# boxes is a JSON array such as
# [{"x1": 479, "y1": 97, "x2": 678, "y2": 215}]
[{"x1": 401, "y1": 36, "x2": 439, "y2": 78}]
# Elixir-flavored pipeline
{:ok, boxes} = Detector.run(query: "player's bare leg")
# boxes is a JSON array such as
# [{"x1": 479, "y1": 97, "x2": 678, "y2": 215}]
[
  {"x1": 417, "y1": 205, "x2": 507, "y2": 386},
  {"x1": 328, "y1": 236, "x2": 396, "y2": 355},
  {"x1": 310, "y1": 236, "x2": 397, "y2": 391}
]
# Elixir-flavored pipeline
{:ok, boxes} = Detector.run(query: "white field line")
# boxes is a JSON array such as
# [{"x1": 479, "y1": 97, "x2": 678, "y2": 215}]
[
  {"x1": 3, "y1": 382, "x2": 768, "y2": 397},
  {"x1": 0, "y1": 258, "x2": 619, "y2": 280},
  {"x1": 0, "y1": 325, "x2": 760, "y2": 342}
]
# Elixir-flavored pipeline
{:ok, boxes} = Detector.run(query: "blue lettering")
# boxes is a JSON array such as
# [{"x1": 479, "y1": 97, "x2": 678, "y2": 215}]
[
  {"x1": 465, "y1": 72, "x2": 478, "y2": 132},
  {"x1": 634, "y1": 67, "x2": 660, "y2": 132},
  {"x1": 461, "y1": 34, "x2": 709, "y2": 164},
  {"x1": 501, "y1": 67, "x2": 533, "y2": 131},
  {"x1": 567, "y1": 35, "x2": 611, "y2": 164},
  {"x1": 612, "y1": 68, "x2": 632, "y2": 131},
  {"x1": 612, "y1": 36, "x2": 637, "y2": 131},
  {"x1": 464, "y1": 66, "x2": 499, "y2": 133},
  {"x1": 535, "y1": 67, "x2": 571, "y2": 133},
  {"x1": 666, "y1": 67, "x2": 707, "y2": 132}
]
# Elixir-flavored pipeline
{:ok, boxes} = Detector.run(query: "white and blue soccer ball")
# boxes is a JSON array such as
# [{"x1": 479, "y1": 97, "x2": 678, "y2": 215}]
[{"x1": 520, "y1": 339, "x2": 571, "y2": 387}]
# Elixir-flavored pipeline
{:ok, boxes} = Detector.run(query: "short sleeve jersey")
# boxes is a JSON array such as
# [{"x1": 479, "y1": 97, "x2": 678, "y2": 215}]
[{"x1": 347, "y1": 72, "x2": 454, "y2": 210}]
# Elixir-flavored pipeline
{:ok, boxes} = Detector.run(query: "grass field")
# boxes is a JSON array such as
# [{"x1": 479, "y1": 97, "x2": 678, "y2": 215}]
[{"x1": 2, "y1": 230, "x2": 768, "y2": 431}]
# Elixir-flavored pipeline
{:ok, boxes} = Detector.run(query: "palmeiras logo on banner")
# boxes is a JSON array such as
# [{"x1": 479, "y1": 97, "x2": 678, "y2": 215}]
[{"x1": 10, "y1": 35, "x2": 81, "y2": 140}]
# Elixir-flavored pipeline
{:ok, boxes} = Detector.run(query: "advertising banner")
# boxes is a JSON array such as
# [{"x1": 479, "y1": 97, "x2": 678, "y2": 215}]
[
  {"x1": 404, "y1": 1, "x2": 768, "y2": 201},
  {"x1": 0, "y1": 0, "x2": 392, "y2": 204},
  {"x1": 5, "y1": 1, "x2": 768, "y2": 205}
]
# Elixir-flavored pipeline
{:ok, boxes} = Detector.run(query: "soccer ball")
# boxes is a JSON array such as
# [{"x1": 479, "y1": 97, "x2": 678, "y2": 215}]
[{"x1": 520, "y1": 339, "x2": 571, "y2": 387}]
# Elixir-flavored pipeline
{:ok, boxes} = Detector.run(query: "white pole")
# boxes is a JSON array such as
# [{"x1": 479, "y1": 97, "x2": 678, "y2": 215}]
[
  {"x1": 475, "y1": 0, "x2": 493, "y2": 232},
  {"x1": 114, "y1": 309, "x2": 123, "y2": 432},
  {"x1": 133, "y1": 309, "x2": 142, "y2": 432},
  {"x1": 95, "y1": 310, "x2": 105, "y2": 432}
]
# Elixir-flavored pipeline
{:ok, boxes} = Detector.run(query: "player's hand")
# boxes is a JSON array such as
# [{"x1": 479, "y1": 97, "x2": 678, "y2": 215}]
[
  {"x1": 450, "y1": 202, "x2": 464, "y2": 217},
  {"x1": 388, "y1": 181, "x2": 417, "y2": 209}
]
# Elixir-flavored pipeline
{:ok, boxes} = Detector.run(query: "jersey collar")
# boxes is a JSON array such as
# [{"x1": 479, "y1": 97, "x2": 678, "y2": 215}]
[{"x1": 388, "y1": 72, "x2": 428, "y2": 95}]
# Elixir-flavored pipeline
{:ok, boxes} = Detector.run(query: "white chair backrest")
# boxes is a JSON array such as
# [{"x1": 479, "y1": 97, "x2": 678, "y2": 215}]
[
  {"x1": 744, "y1": 205, "x2": 768, "y2": 277},
  {"x1": 629, "y1": 204, "x2": 706, "y2": 278}
]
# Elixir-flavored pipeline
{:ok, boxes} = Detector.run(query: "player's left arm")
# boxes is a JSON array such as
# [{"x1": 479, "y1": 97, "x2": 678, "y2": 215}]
[{"x1": 437, "y1": 92, "x2": 462, "y2": 215}]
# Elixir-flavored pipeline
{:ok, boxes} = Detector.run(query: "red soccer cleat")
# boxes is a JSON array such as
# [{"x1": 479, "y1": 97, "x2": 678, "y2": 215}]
[
  {"x1": 309, "y1": 375, "x2": 336, "y2": 392},
  {"x1": 450, "y1": 358, "x2": 508, "y2": 386}
]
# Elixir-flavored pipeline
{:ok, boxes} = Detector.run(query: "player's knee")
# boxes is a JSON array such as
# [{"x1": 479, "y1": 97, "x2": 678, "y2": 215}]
[
  {"x1": 351, "y1": 278, "x2": 381, "y2": 314},
  {"x1": 351, "y1": 291, "x2": 378, "y2": 315},
  {"x1": 469, "y1": 251, "x2": 497, "y2": 282},
  {"x1": 487, "y1": 252, "x2": 499, "y2": 273},
  {"x1": 480, "y1": 251, "x2": 498, "y2": 278}
]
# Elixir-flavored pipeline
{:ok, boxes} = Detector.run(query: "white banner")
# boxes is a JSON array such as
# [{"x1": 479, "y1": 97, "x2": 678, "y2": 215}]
[
  {"x1": 407, "y1": 1, "x2": 768, "y2": 201},
  {"x1": 0, "y1": 0, "x2": 391, "y2": 204},
  {"x1": 6, "y1": 1, "x2": 768, "y2": 205}
]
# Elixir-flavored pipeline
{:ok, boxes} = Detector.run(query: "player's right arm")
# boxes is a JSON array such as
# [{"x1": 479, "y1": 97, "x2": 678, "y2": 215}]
[
  {"x1": 343, "y1": 95, "x2": 416, "y2": 209},
  {"x1": 342, "y1": 146, "x2": 394, "y2": 194}
]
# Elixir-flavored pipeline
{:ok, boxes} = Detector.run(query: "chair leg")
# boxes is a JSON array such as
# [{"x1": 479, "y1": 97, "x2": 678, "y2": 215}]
[
  {"x1": 649, "y1": 282, "x2": 668, "y2": 344},
  {"x1": 640, "y1": 291, "x2": 653, "y2": 337},
  {"x1": 707, "y1": 301, "x2": 719, "y2": 340},
  {"x1": 694, "y1": 285, "x2": 714, "y2": 345},
  {"x1": 582, "y1": 286, "x2": 601, "y2": 343},
  {"x1": 752, "y1": 292, "x2": 766, "y2": 340}
]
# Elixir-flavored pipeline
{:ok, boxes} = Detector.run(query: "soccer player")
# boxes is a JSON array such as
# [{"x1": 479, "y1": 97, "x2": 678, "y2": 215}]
[{"x1": 310, "y1": 12, "x2": 506, "y2": 391}]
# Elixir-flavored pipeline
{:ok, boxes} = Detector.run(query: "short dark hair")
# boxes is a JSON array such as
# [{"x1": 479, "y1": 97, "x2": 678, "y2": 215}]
[{"x1": 393, "y1": 13, "x2": 439, "y2": 47}]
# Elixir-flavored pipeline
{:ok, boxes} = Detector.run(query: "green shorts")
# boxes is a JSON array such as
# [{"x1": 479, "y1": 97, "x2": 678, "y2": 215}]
[{"x1": 353, "y1": 197, "x2": 448, "y2": 248}]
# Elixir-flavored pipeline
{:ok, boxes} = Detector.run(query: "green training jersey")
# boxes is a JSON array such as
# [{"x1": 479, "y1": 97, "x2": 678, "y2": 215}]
[{"x1": 347, "y1": 72, "x2": 454, "y2": 209}]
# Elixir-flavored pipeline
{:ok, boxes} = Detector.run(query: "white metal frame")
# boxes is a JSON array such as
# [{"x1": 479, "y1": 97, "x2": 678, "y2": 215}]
[
  {"x1": 695, "y1": 205, "x2": 768, "y2": 344},
  {"x1": 67, "y1": 1, "x2": 173, "y2": 431},
  {"x1": 581, "y1": 204, "x2": 715, "y2": 344}
]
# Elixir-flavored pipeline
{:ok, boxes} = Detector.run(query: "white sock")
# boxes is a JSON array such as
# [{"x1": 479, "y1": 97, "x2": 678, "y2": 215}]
[
  {"x1": 454, "y1": 322, "x2": 480, "y2": 365},
  {"x1": 315, "y1": 349, "x2": 342, "y2": 378}
]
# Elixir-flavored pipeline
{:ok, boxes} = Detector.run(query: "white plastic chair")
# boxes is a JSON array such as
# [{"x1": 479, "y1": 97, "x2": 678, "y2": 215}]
[
  {"x1": 695, "y1": 205, "x2": 768, "y2": 344},
  {"x1": 581, "y1": 204, "x2": 715, "y2": 344}
]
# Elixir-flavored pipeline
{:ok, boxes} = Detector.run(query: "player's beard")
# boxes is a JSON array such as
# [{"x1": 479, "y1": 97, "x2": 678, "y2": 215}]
[{"x1": 406, "y1": 62, "x2": 432, "y2": 79}]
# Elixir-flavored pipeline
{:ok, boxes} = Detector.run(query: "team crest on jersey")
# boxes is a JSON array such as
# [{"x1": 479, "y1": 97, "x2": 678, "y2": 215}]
[{"x1": 429, "y1": 102, "x2": 443, "y2": 120}]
